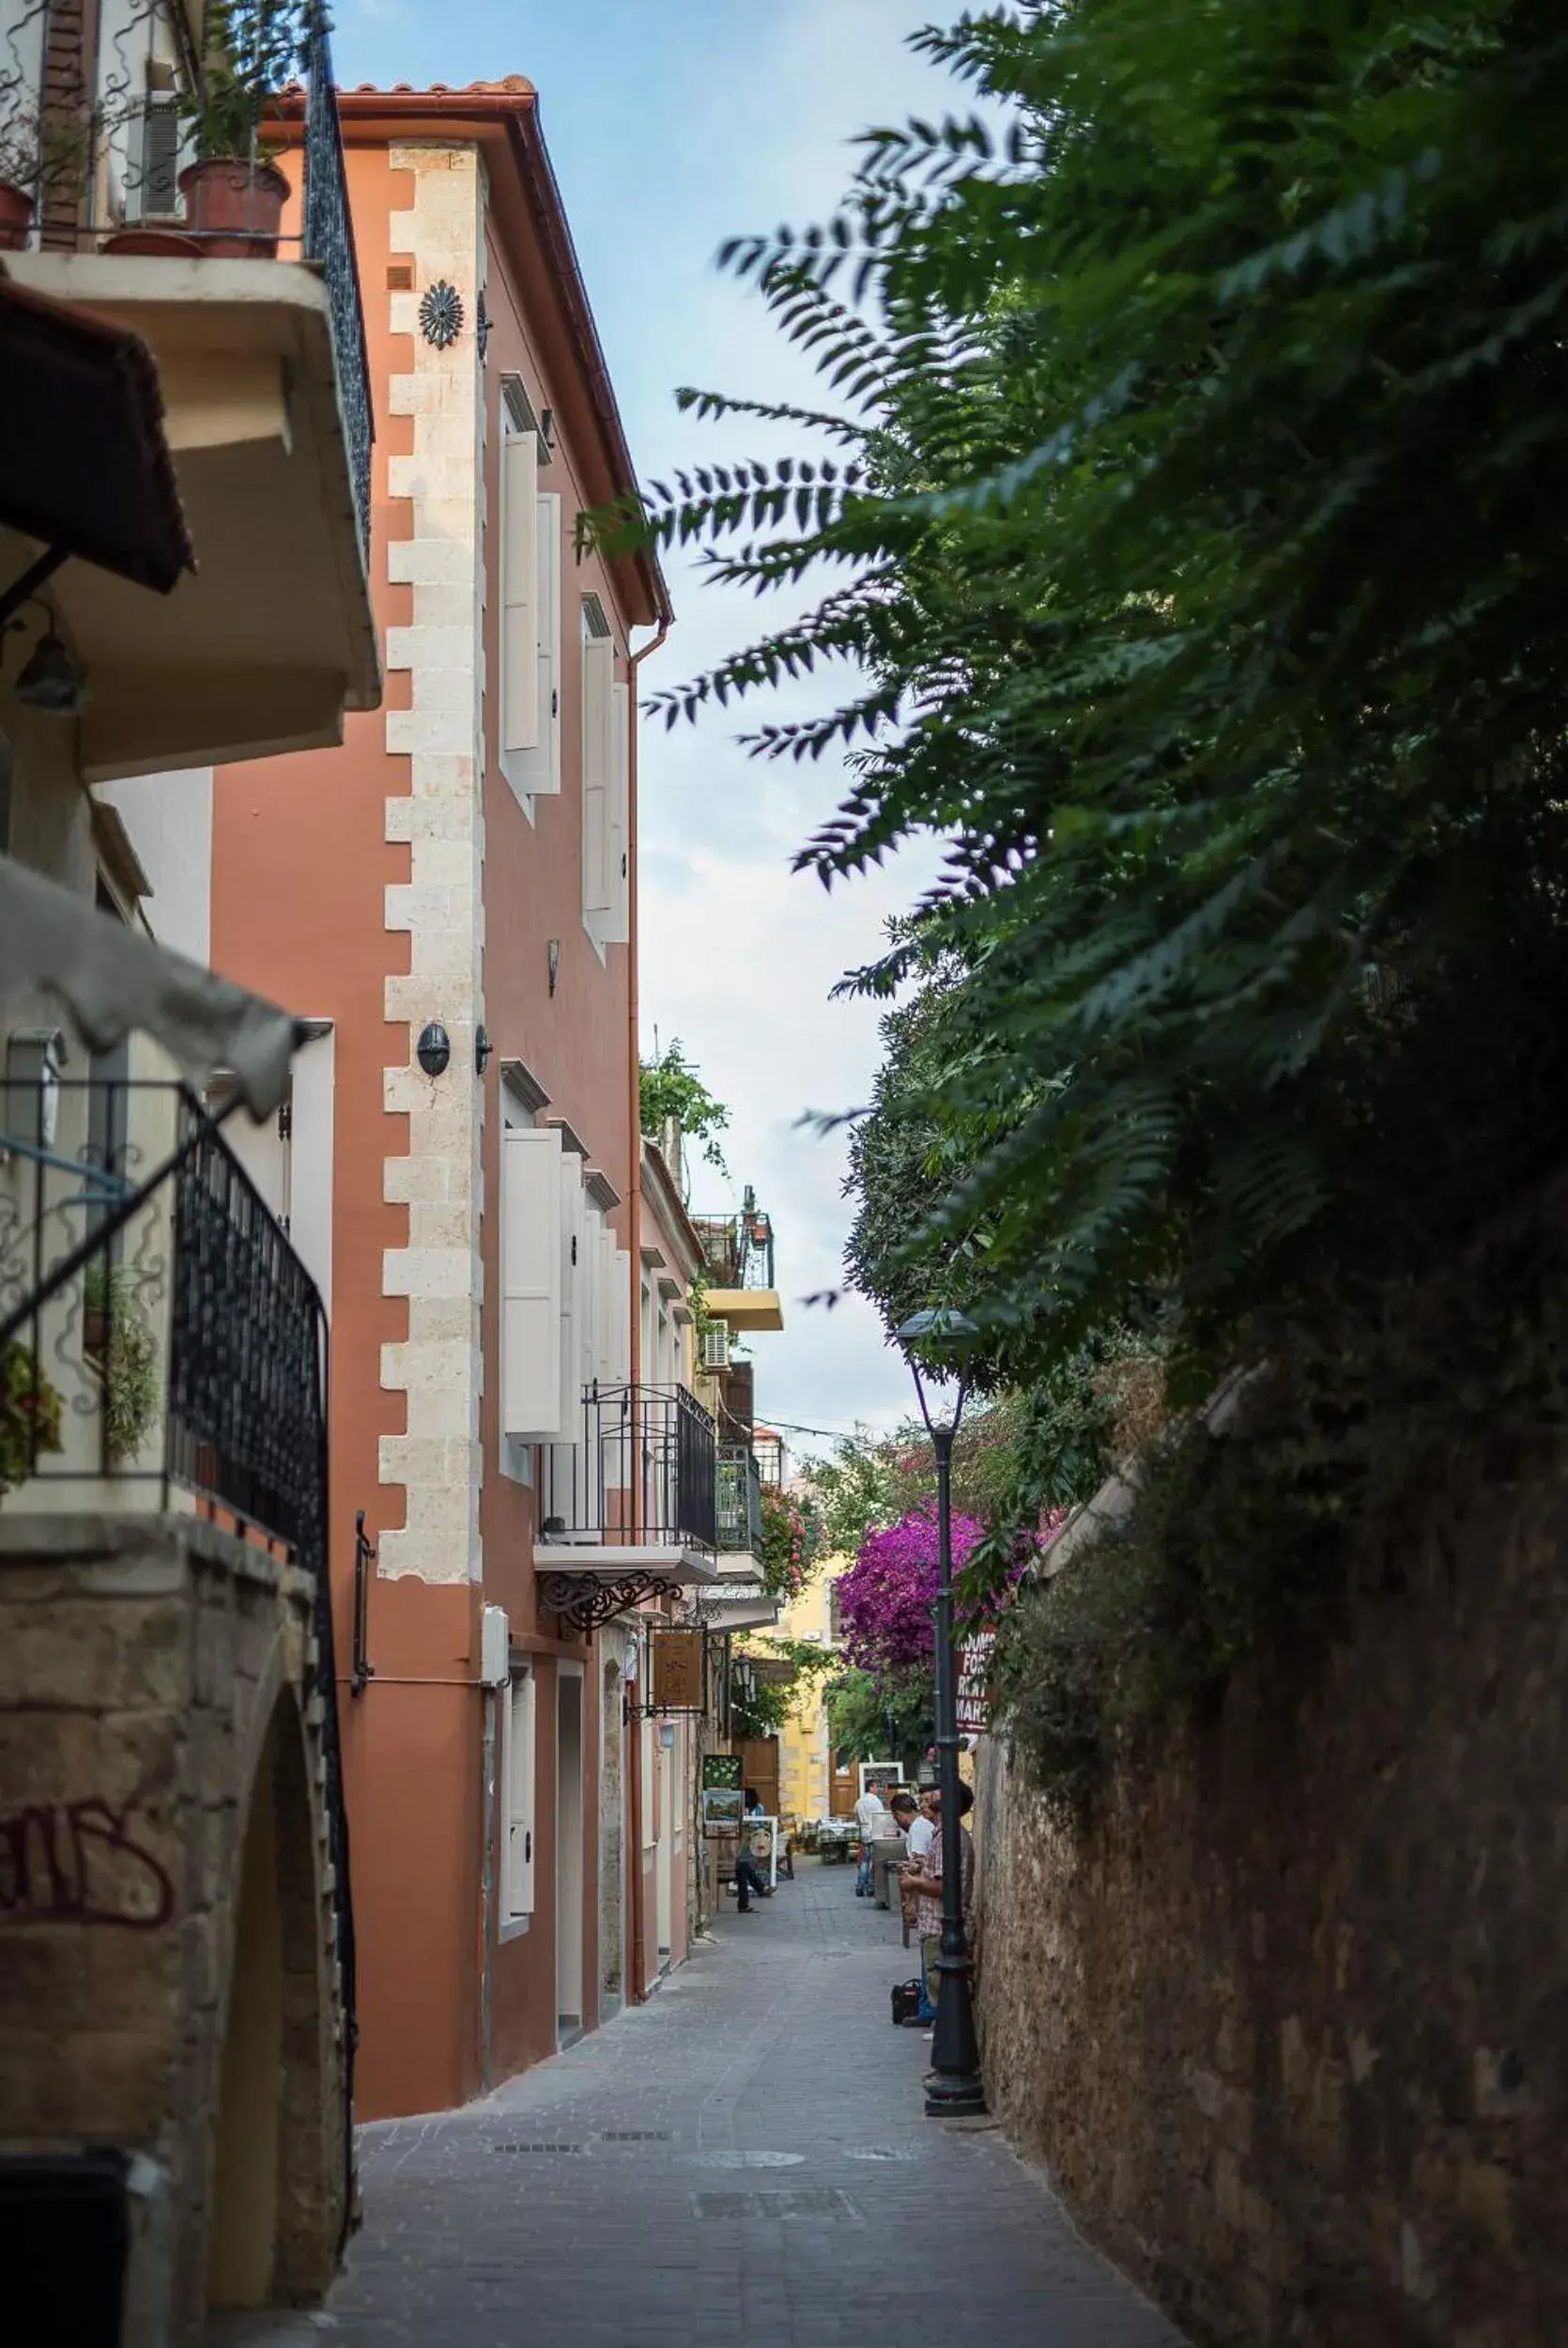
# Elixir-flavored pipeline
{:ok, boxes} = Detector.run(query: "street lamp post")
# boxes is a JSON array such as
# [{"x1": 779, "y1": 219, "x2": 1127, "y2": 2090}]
[{"x1": 896, "y1": 1309, "x2": 987, "y2": 2120}]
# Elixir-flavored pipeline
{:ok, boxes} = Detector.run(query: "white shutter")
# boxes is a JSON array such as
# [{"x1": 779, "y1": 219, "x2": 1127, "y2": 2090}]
[
  {"x1": 130, "y1": 93, "x2": 181, "y2": 220},
  {"x1": 613, "y1": 1249, "x2": 632, "y2": 1384},
  {"x1": 504, "y1": 1666, "x2": 537, "y2": 1919},
  {"x1": 500, "y1": 1127, "x2": 565, "y2": 1440},
  {"x1": 596, "y1": 1224, "x2": 617, "y2": 1389},
  {"x1": 580, "y1": 1205, "x2": 603, "y2": 1400},
  {"x1": 582, "y1": 635, "x2": 616, "y2": 914},
  {"x1": 501, "y1": 433, "x2": 540, "y2": 752},
  {"x1": 516, "y1": 494, "x2": 562, "y2": 796},
  {"x1": 558, "y1": 1157, "x2": 585, "y2": 1429},
  {"x1": 604, "y1": 679, "x2": 631, "y2": 944}
]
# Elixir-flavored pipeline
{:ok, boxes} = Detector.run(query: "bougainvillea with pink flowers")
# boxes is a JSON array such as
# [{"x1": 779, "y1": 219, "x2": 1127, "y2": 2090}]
[{"x1": 835, "y1": 1506, "x2": 987, "y2": 1678}]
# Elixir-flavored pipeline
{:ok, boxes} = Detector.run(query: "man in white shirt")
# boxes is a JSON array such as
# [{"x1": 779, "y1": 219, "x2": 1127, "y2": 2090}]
[
  {"x1": 904, "y1": 1786, "x2": 939, "y2": 1862},
  {"x1": 853, "y1": 1782, "x2": 891, "y2": 1896}
]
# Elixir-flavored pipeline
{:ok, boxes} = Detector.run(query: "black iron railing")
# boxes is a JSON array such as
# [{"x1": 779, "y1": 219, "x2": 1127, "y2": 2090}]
[
  {"x1": 541, "y1": 1382, "x2": 717, "y2": 1552},
  {"x1": 691, "y1": 1184, "x2": 776, "y2": 1291},
  {"x1": 300, "y1": 20, "x2": 372, "y2": 559},
  {"x1": 0, "y1": 1076, "x2": 356, "y2": 2215},
  {"x1": 0, "y1": 4, "x2": 372, "y2": 561},
  {"x1": 716, "y1": 1441, "x2": 762, "y2": 1559}
]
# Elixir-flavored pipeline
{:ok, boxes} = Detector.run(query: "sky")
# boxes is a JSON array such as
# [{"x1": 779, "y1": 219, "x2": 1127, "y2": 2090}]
[{"x1": 337, "y1": 0, "x2": 961, "y2": 1451}]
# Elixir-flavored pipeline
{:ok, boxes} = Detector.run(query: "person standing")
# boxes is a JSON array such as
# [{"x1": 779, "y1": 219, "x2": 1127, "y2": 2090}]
[
  {"x1": 853, "y1": 1779, "x2": 891, "y2": 1897},
  {"x1": 905, "y1": 1782, "x2": 976, "y2": 2025}
]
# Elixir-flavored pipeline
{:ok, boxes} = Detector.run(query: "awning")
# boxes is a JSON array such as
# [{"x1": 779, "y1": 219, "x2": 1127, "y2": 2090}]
[
  {"x1": 0, "y1": 852, "x2": 298, "y2": 1115},
  {"x1": 0, "y1": 270, "x2": 193, "y2": 604}
]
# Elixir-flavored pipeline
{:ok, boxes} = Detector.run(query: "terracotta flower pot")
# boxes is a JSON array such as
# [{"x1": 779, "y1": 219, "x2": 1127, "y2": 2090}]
[
  {"x1": 100, "y1": 227, "x2": 206, "y2": 258},
  {"x1": 0, "y1": 180, "x2": 34, "y2": 252},
  {"x1": 178, "y1": 157, "x2": 288, "y2": 258}
]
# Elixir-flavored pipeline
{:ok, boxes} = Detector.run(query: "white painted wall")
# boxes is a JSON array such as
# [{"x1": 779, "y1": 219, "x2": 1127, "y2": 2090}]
[{"x1": 96, "y1": 767, "x2": 213, "y2": 965}]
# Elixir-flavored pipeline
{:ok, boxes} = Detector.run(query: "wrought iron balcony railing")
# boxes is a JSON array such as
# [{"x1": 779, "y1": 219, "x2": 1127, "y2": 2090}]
[
  {"x1": 0, "y1": 3, "x2": 373, "y2": 557},
  {"x1": 0, "y1": 1071, "x2": 355, "y2": 2124},
  {"x1": 716, "y1": 1441, "x2": 762, "y2": 1559},
  {"x1": 540, "y1": 1382, "x2": 716, "y2": 1553},
  {"x1": 691, "y1": 1184, "x2": 776, "y2": 1291}
]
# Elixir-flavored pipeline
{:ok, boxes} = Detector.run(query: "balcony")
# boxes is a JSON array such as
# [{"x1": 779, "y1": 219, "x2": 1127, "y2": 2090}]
[
  {"x1": 535, "y1": 1383, "x2": 720, "y2": 1631},
  {"x1": 0, "y1": 7, "x2": 377, "y2": 778},
  {"x1": 690, "y1": 1186, "x2": 783, "y2": 1336},
  {"x1": 0, "y1": 1074, "x2": 327, "y2": 1543}
]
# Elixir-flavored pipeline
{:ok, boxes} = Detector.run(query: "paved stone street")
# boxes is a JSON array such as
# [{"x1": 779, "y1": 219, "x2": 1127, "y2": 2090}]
[{"x1": 320, "y1": 1857, "x2": 1182, "y2": 2347}]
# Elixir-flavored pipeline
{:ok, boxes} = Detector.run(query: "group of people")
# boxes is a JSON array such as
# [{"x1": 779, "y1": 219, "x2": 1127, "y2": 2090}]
[{"x1": 853, "y1": 1778, "x2": 976, "y2": 2027}]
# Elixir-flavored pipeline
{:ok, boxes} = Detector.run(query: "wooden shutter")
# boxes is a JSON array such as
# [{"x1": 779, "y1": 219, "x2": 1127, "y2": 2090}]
[
  {"x1": 603, "y1": 679, "x2": 631, "y2": 943},
  {"x1": 505, "y1": 1666, "x2": 537, "y2": 1918},
  {"x1": 501, "y1": 433, "x2": 539, "y2": 752},
  {"x1": 582, "y1": 635, "x2": 616, "y2": 913},
  {"x1": 500, "y1": 1127, "x2": 564, "y2": 1440}
]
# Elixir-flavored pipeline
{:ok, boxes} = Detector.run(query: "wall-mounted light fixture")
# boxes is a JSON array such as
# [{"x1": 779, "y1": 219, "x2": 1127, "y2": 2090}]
[
  {"x1": 416, "y1": 1021, "x2": 451, "y2": 1077},
  {"x1": 475, "y1": 1024, "x2": 494, "y2": 1076},
  {"x1": 547, "y1": 939, "x2": 560, "y2": 997}
]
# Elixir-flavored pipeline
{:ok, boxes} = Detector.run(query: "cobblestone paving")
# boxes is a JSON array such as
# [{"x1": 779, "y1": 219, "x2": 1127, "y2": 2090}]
[{"x1": 327, "y1": 1859, "x2": 1183, "y2": 2347}]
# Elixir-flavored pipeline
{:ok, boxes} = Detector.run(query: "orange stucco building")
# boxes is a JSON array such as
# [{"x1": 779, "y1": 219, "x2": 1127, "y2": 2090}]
[{"x1": 208, "y1": 81, "x2": 679, "y2": 2119}]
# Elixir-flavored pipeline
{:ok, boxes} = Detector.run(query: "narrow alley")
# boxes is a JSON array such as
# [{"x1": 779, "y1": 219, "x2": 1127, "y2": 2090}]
[{"x1": 318, "y1": 1861, "x2": 1180, "y2": 2348}]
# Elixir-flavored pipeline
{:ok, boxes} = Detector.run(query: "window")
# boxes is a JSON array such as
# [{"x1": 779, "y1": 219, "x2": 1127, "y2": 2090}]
[{"x1": 502, "y1": 1665, "x2": 537, "y2": 1924}]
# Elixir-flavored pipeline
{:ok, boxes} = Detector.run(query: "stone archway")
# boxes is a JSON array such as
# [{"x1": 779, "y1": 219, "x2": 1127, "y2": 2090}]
[{"x1": 206, "y1": 1688, "x2": 343, "y2": 2323}]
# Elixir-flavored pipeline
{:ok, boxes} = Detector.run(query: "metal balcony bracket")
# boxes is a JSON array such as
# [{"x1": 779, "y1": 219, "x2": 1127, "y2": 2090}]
[{"x1": 539, "y1": 1568, "x2": 671, "y2": 1635}]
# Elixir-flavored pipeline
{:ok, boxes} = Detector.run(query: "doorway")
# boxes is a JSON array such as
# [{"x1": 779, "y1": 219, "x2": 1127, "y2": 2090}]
[
  {"x1": 556, "y1": 1664, "x2": 585, "y2": 2043},
  {"x1": 597, "y1": 1650, "x2": 623, "y2": 2017},
  {"x1": 654, "y1": 1731, "x2": 673, "y2": 1964}
]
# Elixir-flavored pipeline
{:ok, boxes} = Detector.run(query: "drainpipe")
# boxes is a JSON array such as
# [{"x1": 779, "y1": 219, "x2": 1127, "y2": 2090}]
[{"x1": 624, "y1": 613, "x2": 669, "y2": 2002}]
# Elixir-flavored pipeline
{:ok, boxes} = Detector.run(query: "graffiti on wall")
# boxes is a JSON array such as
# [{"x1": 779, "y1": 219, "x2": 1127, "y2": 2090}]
[{"x1": 0, "y1": 1787, "x2": 175, "y2": 1928}]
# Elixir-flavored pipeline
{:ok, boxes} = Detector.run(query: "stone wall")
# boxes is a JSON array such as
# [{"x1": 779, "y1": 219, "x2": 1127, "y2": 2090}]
[
  {"x1": 0, "y1": 1515, "x2": 348, "y2": 2343},
  {"x1": 976, "y1": 1473, "x2": 1568, "y2": 2346}
]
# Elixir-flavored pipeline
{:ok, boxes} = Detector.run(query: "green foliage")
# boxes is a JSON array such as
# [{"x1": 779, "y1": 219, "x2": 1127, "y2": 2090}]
[
  {"x1": 191, "y1": 2, "x2": 326, "y2": 159},
  {"x1": 638, "y1": 1038, "x2": 730, "y2": 1177},
  {"x1": 730, "y1": 1675, "x2": 795, "y2": 1740},
  {"x1": 825, "y1": 1661, "x2": 933, "y2": 1770},
  {"x1": 85, "y1": 1264, "x2": 161, "y2": 1467},
  {"x1": 992, "y1": 1175, "x2": 1568, "y2": 1826},
  {"x1": 589, "y1": 0, "x2": 1568, "y2": 1413},
  {"x1": 759, "y1": 1482, "x2": 821, "y2": 1601},
  {"x1": 798, "y1": 1427, "x2": 904, "y2": 1555},
  {"x1": 0, "y1": 1341, "x2": 63, "y2": 1494}
]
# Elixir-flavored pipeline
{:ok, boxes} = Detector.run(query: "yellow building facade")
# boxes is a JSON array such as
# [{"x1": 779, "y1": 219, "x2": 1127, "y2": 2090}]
[{"x1": 775, "y1": 1549, "x2": 846, "y2": 1823}]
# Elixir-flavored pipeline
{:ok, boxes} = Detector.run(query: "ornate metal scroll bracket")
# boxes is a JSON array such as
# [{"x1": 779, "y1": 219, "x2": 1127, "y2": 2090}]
[{"x1": 538, "y1": 1569, "x2": 669, "y2": 1636}]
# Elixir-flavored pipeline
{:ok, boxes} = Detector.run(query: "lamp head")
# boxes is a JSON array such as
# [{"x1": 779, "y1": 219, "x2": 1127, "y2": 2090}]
[{"x1": 15, "y1": 626, "x2": 88, "y2": 716}]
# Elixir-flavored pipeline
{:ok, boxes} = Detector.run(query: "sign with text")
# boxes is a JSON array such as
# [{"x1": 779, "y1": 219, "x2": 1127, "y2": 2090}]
[
  {"x1": 651, "y1": 1630, "x2": 704, "y2": 1713},
  {"x1": 957, "y1": 1632, "x2": 995, "y2": 1735}
]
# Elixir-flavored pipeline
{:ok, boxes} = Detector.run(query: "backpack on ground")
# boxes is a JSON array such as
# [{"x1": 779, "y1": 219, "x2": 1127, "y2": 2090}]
[{"x1": 890, "y1": 1978, "x2": 923, "y2": 2026}]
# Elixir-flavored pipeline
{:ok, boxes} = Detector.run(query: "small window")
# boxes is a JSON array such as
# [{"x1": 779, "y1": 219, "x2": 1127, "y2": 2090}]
[{"x1": 501, "y1": 373, "x2": 551, "y2": 464}]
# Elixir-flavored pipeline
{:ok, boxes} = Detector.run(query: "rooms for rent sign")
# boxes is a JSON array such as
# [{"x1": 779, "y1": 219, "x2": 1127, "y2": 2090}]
[{"x1": 956, "y1": 1632, "x2": 995, "y2": 1735}]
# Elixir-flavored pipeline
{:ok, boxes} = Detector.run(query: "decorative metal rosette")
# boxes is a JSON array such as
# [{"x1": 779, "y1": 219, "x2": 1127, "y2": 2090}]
[{"x1": 419, "y1": 280, "x2": 464, "y2": 348}]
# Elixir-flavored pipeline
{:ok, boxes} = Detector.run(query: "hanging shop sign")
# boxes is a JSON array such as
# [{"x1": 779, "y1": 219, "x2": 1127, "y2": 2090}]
[
  {"x1": 956, "y1": 1631, "x2": 995, "y2": 1736},
  {"x1": 650, "y1": 1630, "x2": 704, "y2": 1713}
]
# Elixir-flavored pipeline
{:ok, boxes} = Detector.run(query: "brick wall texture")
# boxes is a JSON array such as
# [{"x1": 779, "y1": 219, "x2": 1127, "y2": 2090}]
[{"x1": 976, "y1": 1475, "x2": 1568, "y2": 2347}]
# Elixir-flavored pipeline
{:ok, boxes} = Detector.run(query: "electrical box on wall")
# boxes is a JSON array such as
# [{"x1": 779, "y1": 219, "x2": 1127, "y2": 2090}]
[{"x1": 481, "y1": 1606, "x2": 510, "y2": 1690}]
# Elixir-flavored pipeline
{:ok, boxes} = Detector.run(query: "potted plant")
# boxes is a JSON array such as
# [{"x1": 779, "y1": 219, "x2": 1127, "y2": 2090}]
[
  {"x1": 180, "y1": 0, "x2": 321, "y2": 257},
  {"x1": 0, "y1": 1339, "x2": 64, "y2": 1493},
  {"x1": 83, "y1": 1263, "x2": 161, "y2": 1467}
]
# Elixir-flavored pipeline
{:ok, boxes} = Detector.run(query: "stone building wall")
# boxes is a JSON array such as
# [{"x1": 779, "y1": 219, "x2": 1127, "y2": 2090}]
[
  {"x1": 976, "y1": 1474, "x2": 1568, "y2": 2347},
  {"x1": 0, "y1": 1515, "x2": 348, "y2": 2343}
]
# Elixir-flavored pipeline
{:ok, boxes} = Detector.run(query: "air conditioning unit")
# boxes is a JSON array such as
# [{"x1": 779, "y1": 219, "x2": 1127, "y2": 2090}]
[{"x1": 701, "y1": 1321, "x2": 730, "y2": 1372}]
